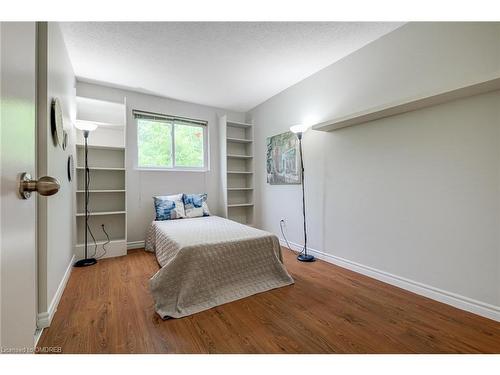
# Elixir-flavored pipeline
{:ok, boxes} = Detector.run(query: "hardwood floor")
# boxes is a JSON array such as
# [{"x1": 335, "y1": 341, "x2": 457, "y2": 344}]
[{"x1": 38, "y1": 248, "x2": 500, "y2": 353}]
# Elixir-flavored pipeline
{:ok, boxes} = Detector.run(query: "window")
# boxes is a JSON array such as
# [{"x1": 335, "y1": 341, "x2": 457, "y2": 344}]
[{"x1": 134, "y1": 111, "x2": 208, "y2": 170}]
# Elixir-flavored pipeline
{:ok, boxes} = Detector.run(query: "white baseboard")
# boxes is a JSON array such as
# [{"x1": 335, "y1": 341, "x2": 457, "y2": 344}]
[
  {"x1": 37, "y1": 255, "x2": 75, "y2": 329},
  {"x1": 279, "y1": 238, "x2": 500, "y2": 322},
  {"x1": 34, "y1": 328, "x2": 43, "y2": 347},
  {"x1": 127, "y1": 240, "x2": 145, "y2": 250}
]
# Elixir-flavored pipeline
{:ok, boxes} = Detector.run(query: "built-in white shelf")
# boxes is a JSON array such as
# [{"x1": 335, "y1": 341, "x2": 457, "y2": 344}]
[
  {"x1": 76, "y1": 238, "x2": 126, "y2": 246},
  {"x1": 76, "y1": 167, "x2": 126, "y2": 171},
  {"x1": 219, "y1": 115, "x2": 255, "y2": 226},
  {"x1": 75, "y1": 96, "x2": 127, "y2": 260},
  {"x1": 227, "y1": 203, "x2": 254, "y2": 208},
  {"x1": 227, "y1": 120, "x2": 252, "y2": 128},
  {"x1": 76, "y1": 97, "x2": 125, "y2": 128},
  {"x1": 76, "y1": 238, "x2": 126, "y2": 247},
  {"x1": 76, "y1": 119, "x2": 123, "y2": 129},
  {"x1": 77, "y1": 144, "x2": 125, "y2": 151},
  {"x1": 313, "y1": 77, "x2": 500, "y2": 132},
  {"x1": 76, "y1": 190, "x2": 126, "y2": 193},
  {"x1": 227, "y1": 137, "x2": 253, "y2": 144},
  {"x1": 227, "y1": 154, "x2": 253, "y2": 159},
  {"x1": 76, "y1": 211, "x2": 126, "y2": 217},
  {"x1": 75, "y1": 238, "x2": 127, "y2": 259}
]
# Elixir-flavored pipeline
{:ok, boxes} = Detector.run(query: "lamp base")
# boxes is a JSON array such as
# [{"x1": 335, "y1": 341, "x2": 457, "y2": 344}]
[
  {"x1": 297, "y1": 254, "x2": 315, "y2": 262},
  {"x1": 74, "y1": 258, "x2": 97, "y2": 267}
]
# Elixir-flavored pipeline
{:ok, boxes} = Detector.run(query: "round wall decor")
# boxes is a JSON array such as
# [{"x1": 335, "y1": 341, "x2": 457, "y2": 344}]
[
  {"x1": 62, "y1": 130, "x2": 68, "y2": 150},
  {"x1": 67, "y1": 154, "x2": 74, "y2": 182},
  {"x1": 51, "y1": 98, "x2": 64, "y2": 147}
]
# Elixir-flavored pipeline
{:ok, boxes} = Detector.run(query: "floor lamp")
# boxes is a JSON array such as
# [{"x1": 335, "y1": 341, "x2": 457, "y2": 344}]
[
  {"x1": 290, "y1": 124, "x2": 315, "y2": 262},
  {"x1": 74, "y1": 121, "x2": 98, "y2": 267}
]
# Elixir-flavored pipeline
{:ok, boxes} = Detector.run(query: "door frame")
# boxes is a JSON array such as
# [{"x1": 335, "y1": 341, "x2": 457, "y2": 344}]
[{"x1": 35, "y1": 21, "x2": 47, "y2": 334}]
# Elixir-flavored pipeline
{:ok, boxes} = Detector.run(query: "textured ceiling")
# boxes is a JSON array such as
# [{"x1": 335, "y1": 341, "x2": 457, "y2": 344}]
[{"x1": 60, "y1": 22, "x2": 403, "y2": 112}]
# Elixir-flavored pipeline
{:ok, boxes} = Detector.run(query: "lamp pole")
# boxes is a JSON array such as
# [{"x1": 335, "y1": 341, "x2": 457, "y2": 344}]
[
  {"x1": 296, "y1": 131, "x2": 314, "y2": 262},
  {"x1": 74, "y1": 129, "x2": 97, "y2": 267}
]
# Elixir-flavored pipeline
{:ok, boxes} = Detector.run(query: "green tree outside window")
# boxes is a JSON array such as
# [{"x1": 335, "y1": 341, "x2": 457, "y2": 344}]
[{"x1": 137, "y1": 118, "x2": 205, "y2": 169}]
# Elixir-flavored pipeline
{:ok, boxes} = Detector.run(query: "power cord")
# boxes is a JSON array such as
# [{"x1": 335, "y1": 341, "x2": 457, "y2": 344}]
[
  {"x1": 97, "y1": 224, "x2": 109, "y2": 260},
  {"x1": 280, "y1": 219, "x2": 305, "y2": 257}
]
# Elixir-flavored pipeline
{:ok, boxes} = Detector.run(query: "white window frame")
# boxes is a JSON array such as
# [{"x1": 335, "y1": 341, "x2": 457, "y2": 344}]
[{"x1": 134, "y1": 110, "x2": 209, "y2": 172}]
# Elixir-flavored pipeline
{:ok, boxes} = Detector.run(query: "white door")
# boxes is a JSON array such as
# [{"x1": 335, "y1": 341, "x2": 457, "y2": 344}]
[{"x1": 0, "y1": 22, "x2": 38, "y2": 351}]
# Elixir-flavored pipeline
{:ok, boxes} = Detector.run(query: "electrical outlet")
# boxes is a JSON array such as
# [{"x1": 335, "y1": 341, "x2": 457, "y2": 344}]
[{"x1": 280, "y1": 219, "x2": 286, "y2": 226}]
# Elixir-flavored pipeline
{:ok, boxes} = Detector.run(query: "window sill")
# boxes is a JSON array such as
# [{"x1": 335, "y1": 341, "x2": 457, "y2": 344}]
[{"x1": 135, "y1": 167, "x2": 209, "y2": 173}]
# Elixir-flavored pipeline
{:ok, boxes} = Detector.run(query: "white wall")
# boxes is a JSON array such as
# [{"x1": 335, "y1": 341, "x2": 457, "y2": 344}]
[
  {"x1": 249, "y1": 22, "x2": 500, "y2": 316},
  {"x1": 37, "y1": 22, "x2": 76, "y2": 326},
  {"x1": 76, "y1": 82, "x2": 246, "y2": 243}
]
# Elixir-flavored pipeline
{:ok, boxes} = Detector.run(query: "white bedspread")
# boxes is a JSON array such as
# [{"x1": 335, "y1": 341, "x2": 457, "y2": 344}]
[{"x1": 145, "y1": 216, "x2": 294, "y2": 318}]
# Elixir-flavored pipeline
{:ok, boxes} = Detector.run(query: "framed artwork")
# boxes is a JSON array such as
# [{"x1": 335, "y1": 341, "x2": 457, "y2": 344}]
[{"x1": 266, "y1": 131, "x2": 301, "y2": 185}]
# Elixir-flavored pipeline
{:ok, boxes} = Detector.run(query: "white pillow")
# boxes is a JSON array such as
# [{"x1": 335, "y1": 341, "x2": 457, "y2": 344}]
[
  {"x1": 183, "y1": 193, "x2": 210, "y2": 218},
  {"x1": 153, "y1": 194, "x2": 186, "y2": 220}
]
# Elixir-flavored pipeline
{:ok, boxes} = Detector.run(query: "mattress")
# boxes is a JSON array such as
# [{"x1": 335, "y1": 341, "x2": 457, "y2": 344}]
[{"x1": 145, "y1": 216, "x2": 294, "y2": 318}]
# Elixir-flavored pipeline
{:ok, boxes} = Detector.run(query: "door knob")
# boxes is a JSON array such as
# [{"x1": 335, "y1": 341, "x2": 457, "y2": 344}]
[{"x1": 19, "y1": 172, "x2": 60, "y2": 199}]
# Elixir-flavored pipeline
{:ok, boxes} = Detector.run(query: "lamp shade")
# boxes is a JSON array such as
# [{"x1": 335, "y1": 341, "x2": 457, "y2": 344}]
[
  {"x1": 75, "y1": 120, "x2": 98, "y2": 132},
  {"x1": 290, "y1": 124, "x2": 309, "y2": 134}
]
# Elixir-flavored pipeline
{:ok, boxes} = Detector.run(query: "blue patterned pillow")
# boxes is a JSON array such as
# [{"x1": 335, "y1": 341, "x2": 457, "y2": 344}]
[
  {"x1": 183, "y1": 193, "x2": 210, "y2": 218},
  {"x1": 153, "y1": 194, "x2": 186, "y2": 221}
]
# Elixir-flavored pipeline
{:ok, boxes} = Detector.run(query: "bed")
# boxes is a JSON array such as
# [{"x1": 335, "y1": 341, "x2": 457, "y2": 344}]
[{"x1": 145, "y1": 216, "x2": 294, "y2": 319}]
